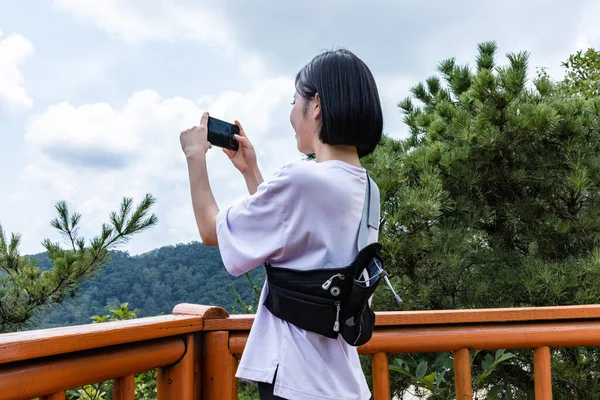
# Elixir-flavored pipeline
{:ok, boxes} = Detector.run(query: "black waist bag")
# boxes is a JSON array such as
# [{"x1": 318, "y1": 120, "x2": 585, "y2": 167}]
[{"x1": 264, "y1": 242, "x2": 383, "y2": 346}]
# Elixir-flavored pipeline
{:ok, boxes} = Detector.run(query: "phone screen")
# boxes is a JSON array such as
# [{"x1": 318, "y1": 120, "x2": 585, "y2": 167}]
[{"x1": 207, "y1": 117, "x2": 239, "y2": 150}]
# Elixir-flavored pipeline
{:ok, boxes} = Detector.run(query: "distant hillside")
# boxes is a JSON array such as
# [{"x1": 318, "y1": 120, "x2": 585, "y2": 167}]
[{"x1": 27, "y1": 242, "x2": 265, "y2": 329}]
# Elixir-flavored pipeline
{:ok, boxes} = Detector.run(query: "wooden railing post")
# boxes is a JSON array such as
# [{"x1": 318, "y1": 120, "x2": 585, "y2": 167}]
[
  {"x1": 453, "y1": 348, "x2": 473, "y2": 400},
  {"x1": 40, "y1": 391, "x2": 65, "y2": 400},
  {"x1": 113, "y1": 374, "x2": 135, "y2": 400},
  {"x1": 533, "y1": 346, "x2": 552, "y2": 400},
  {"x1": 202, "y1": 331, "x2": 238, "y2": 400},
  {"x1": 156, "y1": 334, "x2": 196, "y2": 400},
  {"x1": 371, "y1": 352, "x2": 390, "y2": 400},
  {"x1": 170, "y1": 303, "x2": 231, "y2": 400}
]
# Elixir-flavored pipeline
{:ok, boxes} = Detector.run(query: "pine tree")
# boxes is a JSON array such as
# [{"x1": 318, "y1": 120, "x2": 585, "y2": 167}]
[
  {"x1": 562, "y1": 47, "x2": 600, "y2": 99},
  {"x1": 362, "y1": 42, "x2": 600, "y2": 398},
  {"x1": 0, "y1": 194, "x2": 157, "y2": 333}
]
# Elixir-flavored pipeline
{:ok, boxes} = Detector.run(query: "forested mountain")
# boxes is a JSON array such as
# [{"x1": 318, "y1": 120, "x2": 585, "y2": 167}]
[{"x1": 27, "y1": 242, "x2": 264, "y2": 329}]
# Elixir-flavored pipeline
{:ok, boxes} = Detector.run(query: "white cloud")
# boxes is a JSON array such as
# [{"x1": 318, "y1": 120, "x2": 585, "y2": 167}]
[
  {"x1": 573, "y1": 1, "x2": 600, "y2": 51},
  {"x1": 0, "y1": 28, "x2": 34, "y2": 117},
  {"x1": 377, "y1": 75, "x2": 413, "y2": 140},
  {"x1": 53, "y1": 0, "x2": 265, "y2": 77},
  {"x1": 28, "y1": 52, "x2": 117, "y2": 104},
  {"x1": 13, "y1": 77, "x2": 298, "y2": 255},
  {"x1": 53, "y1": 0, "x2": 230, "y2": 46}
]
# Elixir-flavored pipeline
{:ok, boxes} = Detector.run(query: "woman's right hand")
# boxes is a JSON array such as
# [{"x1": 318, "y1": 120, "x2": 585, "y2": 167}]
[
  {"x1": 223, "y1": 121, "x2": 263, "y2": 195},
  {"x1": 223, "y1": 121, "x2": 258, "y2": 175}
]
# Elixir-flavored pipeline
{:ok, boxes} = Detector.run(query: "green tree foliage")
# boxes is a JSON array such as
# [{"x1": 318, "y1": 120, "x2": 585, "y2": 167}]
[
  {"x1": 230, "y1": 273, "x2": 262, "y2": 314},
  {"x1": 361, "y1": 41, "x2": 600, "y2": 398},
  {"x1": 0, "y1": 195, "x2": 157, "y2": 333},
  {"x1": 390, "y1": 350, "x2": 515, "y2": 399},
  {"x1": 562, "y1": 47, "x2": 600, "y2": 99},
  {"x1": 31, "y1": 242, "x2": 264, "y2": 329}
]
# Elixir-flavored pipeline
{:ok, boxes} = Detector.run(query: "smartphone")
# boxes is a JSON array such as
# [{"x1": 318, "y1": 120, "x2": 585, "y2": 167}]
[{"x1": 207, "y1": 116, "x2": 239, "y2": 151}]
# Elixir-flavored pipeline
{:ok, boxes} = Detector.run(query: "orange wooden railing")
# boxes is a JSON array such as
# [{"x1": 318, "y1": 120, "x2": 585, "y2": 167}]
[{"x1": 3, "y1": 304, "x2": 600, "y2": 399}]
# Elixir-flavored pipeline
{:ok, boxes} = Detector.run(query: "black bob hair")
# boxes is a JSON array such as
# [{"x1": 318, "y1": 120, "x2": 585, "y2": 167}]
[{"x1": 295, "y1": 49, "x2": 383, "y2": 158}]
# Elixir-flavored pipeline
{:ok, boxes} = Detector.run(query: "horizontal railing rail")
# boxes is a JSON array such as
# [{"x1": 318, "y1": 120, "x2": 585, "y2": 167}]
[
  {"x1": 0, "y1": 337, "x2": 184, "y2": 400},
  {"x1": 0, "y1": 304, "x2": 226, "y2": 400},
  {"x1": 3, "y1": 304, "x2": 600, "y2": 399}
]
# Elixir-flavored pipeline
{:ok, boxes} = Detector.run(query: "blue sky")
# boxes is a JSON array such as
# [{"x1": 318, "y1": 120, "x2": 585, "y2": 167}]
[{"x1": 1, "y1": 0, "x2": 598, "y2": 255}]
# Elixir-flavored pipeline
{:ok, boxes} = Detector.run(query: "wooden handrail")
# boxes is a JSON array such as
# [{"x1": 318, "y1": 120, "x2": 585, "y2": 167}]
[
  {"x1": 2, "y1": 304, "x2": 600, "y2": 399},
  {"x1": 0, "y1": 304, "x2": 227, "y2": 364},
  {"x1": 0, "y1": 337, "x2": 185, "y2": 400},
  {"x1": 202, "y1": 304, "x2": 600, "y2": 331},
  {"x1": 227, "y1": 319, "x2": 600, "y2": 355}
]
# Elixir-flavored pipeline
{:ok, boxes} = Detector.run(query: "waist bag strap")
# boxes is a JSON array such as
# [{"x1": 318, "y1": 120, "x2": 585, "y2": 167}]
[{"x1": 357, "y1": 171, "x2": 380, "y2": 251}]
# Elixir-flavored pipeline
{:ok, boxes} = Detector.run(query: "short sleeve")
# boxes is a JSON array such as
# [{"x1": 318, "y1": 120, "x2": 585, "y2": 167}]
[{"x1": 216, "y1": 166, "x2": 293, "y2": 277}]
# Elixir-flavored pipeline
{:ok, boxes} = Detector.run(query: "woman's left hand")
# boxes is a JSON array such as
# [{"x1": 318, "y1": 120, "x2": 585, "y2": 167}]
[{"x1": 180, "y1": 112, "x2": 212, "y2": 159}]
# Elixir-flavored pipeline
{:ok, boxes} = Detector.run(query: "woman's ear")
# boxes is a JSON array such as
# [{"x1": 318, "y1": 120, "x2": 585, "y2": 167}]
[{"x1": 312, "y1": 93, "x2": 321, "y2": 120}]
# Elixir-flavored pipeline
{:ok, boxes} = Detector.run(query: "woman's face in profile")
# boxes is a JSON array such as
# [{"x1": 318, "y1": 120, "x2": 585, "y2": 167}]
[{"x1": 290, "y1": 92, "x2": 317, "y2": 155}]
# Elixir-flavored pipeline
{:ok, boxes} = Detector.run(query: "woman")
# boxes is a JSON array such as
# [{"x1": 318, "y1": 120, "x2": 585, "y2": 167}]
[{"x1": 180, "y1": 48, "x2": 383, "y2": 400}]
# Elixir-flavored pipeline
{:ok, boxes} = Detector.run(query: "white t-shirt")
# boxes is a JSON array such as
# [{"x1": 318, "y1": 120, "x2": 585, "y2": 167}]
[{"x1": 216, "y1": 159, "x2": 378, "y2": 400}]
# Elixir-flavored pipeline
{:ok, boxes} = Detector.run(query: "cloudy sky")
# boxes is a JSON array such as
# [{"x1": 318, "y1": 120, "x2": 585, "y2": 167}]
[{"x1": 1, "y1": 0, "x2": 598, "y2": 256}]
